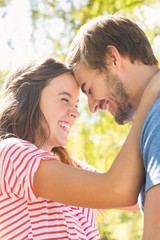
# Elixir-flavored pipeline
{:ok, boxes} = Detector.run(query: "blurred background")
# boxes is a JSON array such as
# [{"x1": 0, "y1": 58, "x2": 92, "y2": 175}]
[{"x1": 0, "y1": 0, "x2": 160, "y2": 239}]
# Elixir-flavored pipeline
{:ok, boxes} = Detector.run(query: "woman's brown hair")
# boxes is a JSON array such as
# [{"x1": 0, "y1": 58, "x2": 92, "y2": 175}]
[{"x1": 0, "y1": 57, "x2": 80, "y2": 167}]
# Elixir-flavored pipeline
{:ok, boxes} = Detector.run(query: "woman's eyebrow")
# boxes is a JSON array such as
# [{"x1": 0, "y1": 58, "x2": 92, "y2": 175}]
[
  {"x1": 58, "y1": 92, "x2": 79, "y2": 102},
  {"x1": 58, "y1": 92, "x2": 72, "y2": 97}
]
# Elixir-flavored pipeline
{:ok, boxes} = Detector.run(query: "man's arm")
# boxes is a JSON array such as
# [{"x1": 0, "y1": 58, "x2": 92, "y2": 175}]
[{"x1": 143, "y1": 185, "x2": 160, "y2": 240}]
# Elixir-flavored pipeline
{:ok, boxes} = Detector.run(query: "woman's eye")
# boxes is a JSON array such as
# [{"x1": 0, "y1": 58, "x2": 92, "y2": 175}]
[{"x1": 62, "y1": 98, "x2": 69, "y2": 103}]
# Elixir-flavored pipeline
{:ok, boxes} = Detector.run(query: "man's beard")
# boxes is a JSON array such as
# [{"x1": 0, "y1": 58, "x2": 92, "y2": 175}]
[
  {"x1": 105, "y1": 73, "x2": 135, "y2": 125},
  {"x1": 114, "y1": 101, "x2": 136, "y2": 125}
]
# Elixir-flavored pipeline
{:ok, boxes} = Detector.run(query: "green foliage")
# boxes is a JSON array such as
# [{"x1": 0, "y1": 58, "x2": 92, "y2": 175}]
[
  {"x1": 97, "y1": 209, "x2": 143, "y2": 239},
  {"x1": 0, "y1": 0, "x2": 11, "y2": 7},
  {"x1": 0, "y1": 69, "x2": 8, "y2": 89},
  {"x1": 68, "y1": 96, "x2": 131, "y2": 171}
]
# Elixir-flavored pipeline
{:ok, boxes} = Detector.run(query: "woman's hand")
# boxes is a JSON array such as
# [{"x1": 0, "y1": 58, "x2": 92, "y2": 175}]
[{"x1": 144, "y1": 70, "x2": 160, "y2": 99}]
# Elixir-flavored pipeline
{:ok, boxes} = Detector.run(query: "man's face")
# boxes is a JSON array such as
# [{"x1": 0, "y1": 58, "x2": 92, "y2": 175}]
[{"x1": 74, "y1": 63, "x2": 136, "y2": 124}]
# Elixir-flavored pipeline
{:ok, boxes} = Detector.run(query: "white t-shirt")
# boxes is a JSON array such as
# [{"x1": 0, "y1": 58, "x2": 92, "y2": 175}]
[{"x1": 0, "y1": 138, "x2": 100, "y2": 240}]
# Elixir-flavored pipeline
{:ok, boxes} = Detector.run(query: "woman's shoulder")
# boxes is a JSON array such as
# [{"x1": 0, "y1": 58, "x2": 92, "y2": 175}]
[
  {"x1": 0, "y1": 137, "x2": 58, "y2": 161},
  {"x1": 0, "y1": 138, "x2": 40, "y2": 156},
  {"x1": 0, "y1": 137, "x2": 32, "y2": 149}
]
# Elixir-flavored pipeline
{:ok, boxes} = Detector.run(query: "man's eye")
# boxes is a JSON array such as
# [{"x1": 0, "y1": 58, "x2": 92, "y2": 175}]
[{"x1": 88, "y1": 88, "x2": 92, "y2": 95}]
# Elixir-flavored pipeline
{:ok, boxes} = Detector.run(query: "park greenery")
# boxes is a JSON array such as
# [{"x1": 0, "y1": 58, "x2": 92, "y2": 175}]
[{"x1": 0, "y1": 0, "x2": 160, "y2": 239}]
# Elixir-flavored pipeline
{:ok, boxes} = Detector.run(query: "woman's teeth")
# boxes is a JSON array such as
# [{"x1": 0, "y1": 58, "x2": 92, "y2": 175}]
[{"x1": 59, "y1": 121, "x2": 70, "y2": 131}]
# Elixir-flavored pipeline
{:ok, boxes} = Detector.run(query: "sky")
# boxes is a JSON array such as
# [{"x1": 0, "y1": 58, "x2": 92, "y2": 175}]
[
  {"x1": 0, "y1": 0, "x2": 160, "y2": 71},
  {"x1": 0, "y1": 0, "x2": 33, "y2": 69},
  {"x1": 0, "y1": 0, "x2": 64, "y2": 70}
]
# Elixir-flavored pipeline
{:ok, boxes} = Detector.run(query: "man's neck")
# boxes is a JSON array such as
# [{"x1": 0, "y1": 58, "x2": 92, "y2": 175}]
[
  {"x1": 136, "y1": 64, "x2": 159, "y2": 106},
  {"x1": 124, "y1": 61, "x2": 159, "y2": 110}
]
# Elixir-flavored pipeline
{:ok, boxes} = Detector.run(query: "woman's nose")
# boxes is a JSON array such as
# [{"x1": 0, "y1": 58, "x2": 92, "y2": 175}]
[{"x1": 70, "y1": 107, "x2": 80, "y2": 118}]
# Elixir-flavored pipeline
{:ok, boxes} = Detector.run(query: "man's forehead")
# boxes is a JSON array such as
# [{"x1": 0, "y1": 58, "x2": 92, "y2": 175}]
[
  {"x1": 73, "y1": 65, "x2": 83, "y2": 86},
  {"x1": 74, "y1": 62, "x2": 98, "y2": 89}
]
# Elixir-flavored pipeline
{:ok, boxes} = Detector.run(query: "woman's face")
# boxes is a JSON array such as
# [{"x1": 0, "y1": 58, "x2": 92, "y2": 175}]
[{"x1": 39, "y1": 72, "x2": 80, "y2": 151}]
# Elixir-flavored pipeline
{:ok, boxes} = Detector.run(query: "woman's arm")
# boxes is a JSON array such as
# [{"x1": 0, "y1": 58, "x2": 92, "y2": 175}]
[{"x1": 34, "y1": 71, "x2": 160, "y2": 209}]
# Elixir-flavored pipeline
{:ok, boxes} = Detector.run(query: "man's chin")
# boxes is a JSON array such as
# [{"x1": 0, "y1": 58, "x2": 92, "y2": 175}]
[
  {"x1": 114, "y1": 114, "x2": 135, "y2": 125},
  {"x1": 115, "y1": 118, "x2": 125, "y2": 125}
]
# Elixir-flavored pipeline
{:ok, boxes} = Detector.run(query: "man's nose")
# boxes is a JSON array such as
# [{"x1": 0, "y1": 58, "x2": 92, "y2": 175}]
[{"x1": 88, "y1": 97, "x2": 100, "y2": 113}]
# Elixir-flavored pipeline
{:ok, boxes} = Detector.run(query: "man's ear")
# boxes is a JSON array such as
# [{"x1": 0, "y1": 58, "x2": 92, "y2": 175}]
[{"x1": 106, "y1": 45, "x2": 121, "y2": 68}]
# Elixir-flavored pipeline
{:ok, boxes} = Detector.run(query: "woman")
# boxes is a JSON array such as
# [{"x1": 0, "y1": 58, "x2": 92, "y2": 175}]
[
  {"x1": 0, "y1": 57, "x2": 159, "y2": 239},
  {"x1": 0, "y1": 58, "x2": 100, "y2": 239}
]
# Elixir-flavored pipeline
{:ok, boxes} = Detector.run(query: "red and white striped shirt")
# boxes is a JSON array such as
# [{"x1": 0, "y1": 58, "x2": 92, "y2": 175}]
[{"x1": 0, "y1": 138, "x2": 100, "y2": 240}]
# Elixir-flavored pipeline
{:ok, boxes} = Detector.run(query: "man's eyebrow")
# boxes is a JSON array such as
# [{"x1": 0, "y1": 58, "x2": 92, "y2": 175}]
[{"x1": 81, "y1": 82, "x2": 86, "y2": 94}]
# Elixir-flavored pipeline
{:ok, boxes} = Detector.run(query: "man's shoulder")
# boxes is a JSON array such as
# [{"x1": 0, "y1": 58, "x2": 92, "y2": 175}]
[
  {"x1": 140, "y1": 98, "x2": 160, "y2": 155},
  {"x1": 147, "y1": 98, "x2": 160, "y2": 116},
  {"x1": 142, "y1": 98, "x2": 160, "y2": 130},
  {"x1": 140, "y1": 98, "x2": 160, "y2": 197}
]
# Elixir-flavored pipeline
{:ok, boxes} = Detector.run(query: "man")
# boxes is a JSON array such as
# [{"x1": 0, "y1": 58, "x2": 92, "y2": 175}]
[{"x1": 66, "y1": 15, "x2": 160, "y2": 239}]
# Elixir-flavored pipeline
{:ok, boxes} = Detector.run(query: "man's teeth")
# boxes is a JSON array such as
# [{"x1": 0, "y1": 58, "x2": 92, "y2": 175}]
[{"x1": 59, "y1": 122, "x2": 70, "y2": 130}]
